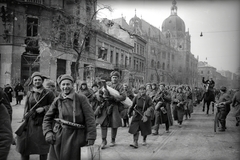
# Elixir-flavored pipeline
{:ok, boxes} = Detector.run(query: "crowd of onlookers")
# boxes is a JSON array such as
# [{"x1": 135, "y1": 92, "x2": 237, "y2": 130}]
[{"x1": 0, "y1": 72, "x2": 239, "y2": 160}]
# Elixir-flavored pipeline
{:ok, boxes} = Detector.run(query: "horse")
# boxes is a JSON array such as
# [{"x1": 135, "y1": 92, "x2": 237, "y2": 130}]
[{"x1": 202, "y1": 83, "x2": 215, "y2": 114}]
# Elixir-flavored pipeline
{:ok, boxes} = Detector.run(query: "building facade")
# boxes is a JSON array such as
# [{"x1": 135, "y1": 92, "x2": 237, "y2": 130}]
[{"x1": 0, "y1": 0, "x2": 97, "y2": 88}]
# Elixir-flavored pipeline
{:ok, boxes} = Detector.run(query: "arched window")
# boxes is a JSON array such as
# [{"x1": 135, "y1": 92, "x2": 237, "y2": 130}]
[
  {"x1": 157, "y1": 61, "x2": 160, "y2": 69},
  {"x1": 151, "y1": 59, "x2": 154, "y2": 68},
  {"x1": 162, "y1": 62, "x2": 165, "y2": 70}
]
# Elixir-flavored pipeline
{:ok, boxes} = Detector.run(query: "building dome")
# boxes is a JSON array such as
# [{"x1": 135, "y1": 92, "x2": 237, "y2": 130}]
[
  {"x1": 129, "y1": 15, "x2": 142, "y2": 29},
  {"x1": 161, "y1": 0, "x2": 185, "y2": 33},
  {"x1": 162, "y1": 15, "x2": 185, "y2": 33}
]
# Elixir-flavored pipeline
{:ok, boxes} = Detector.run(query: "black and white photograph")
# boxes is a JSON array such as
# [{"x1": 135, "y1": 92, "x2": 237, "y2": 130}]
[{"x1": 0, "y1": 0, "x2": 239, "y2": 160}]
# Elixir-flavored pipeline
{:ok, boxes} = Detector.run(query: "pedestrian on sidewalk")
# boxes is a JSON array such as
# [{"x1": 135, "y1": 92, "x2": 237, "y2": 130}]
[
  {"x1": 128, "y1": 84, "x2": 154, "y2": 148},
  {"x1": 14, "y1": 82, "x2": 24, "y2": 105},
  {"x1": 43, "y1": 74, "x2": 96, "y2": 160},
  {"x1": 232, "y1": 89, "x2": 240, "y2": 126},
  {"x1": 4, "y1": 84, "x2": 13, "y2": 103},
  {"x1": 15, "y1": 72, "x2": 55, "y2": 160},
  {"x1": 0, "y1": 87, "x2": 13, "y2": 160}
]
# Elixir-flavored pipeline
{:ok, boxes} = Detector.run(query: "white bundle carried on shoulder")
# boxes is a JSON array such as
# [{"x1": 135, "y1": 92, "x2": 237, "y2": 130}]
[{"x1": 102, "y1": 85, "x2": 133, "y2": 107}]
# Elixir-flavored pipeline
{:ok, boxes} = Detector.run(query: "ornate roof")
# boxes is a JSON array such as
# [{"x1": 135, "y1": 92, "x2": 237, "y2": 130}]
[{"x1": 162, "y1": 0, "x2": 185, "y2": 34}]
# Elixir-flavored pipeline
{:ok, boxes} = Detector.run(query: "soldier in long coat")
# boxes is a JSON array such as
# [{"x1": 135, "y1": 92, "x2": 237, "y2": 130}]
[
  {"x1": 128, "y1": 85, "x2": 154, "y2": 148},
  {"x1": 43, "y1": 74, "x2": 96, "y2": 160},
  {"x1": 172, "y1": 86, "x2": 186, "y2": 126},
  {"x1": 95, "y1": 71, "x2": 126, "y2": 149},
  {"x1": 0, "y1": 87, "x2": 13, "y2": 160},
  {"x1": 217, "y1": 86, "x2": 232, "y2": 131},
  {"x1": 232, "y1": 89, "x2": 240, "y2": 126},
  {"x1": 152, "y1": 83, "x2": 172, "y2": 135},
  {"x1": 184, "y1": 86, "x2": 193, "y2": 119},
  {"x1": 16, "y1": 72, "x2": 55, "y2": 160}
]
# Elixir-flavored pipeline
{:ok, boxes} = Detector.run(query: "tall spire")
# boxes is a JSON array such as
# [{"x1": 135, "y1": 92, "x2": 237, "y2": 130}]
[
  {"x1": 171, "y1": 0, "x2": 178, "y2": 15},
  {"x1": 135, "y1": 9, "x2": 137, "y2": 17}
]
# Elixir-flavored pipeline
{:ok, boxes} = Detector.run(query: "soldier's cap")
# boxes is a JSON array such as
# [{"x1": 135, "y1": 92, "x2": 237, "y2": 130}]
[
  {"x1": 81, "y1": 81, "x2": 87, "y2": 85},
  {"x1": 139, "y1": 84, "x2": 146, "y2": 90},
  {"x1": 220, "y1": 86, "x2": 227, "y2": 92},
  {"x1": 110, "y1": 71, "x2": 120, "y2": 77},
  {"x1": 45, "y1": 80, "x2": 55, "y2": 87},
  {"x1": 29, "y1": 72, "x2": 49, "y2": 85},
  {"x1": 31, "y1": 72, "x2": 49, "y2": 80},
  {"x1": 92, "y1": 83, "x2": 98, "y2": 88},
  {"x1": 57, "y1": 74, "x2": 74, "y2": 85},
  {"x1": 151, "y1": 83, "x2": 157, "y2": 86},
  {"x1": 159, "y1": 82, "x2": 165, "y2": 87}
]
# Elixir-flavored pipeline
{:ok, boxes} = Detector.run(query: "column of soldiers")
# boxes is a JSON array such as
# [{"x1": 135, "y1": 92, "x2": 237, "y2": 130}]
[{"x1": 2, "y1": 71, "x2": 239, "y2": 160}]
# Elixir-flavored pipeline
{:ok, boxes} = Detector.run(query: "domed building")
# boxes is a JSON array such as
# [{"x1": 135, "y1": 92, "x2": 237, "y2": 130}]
[{"x1": 161, "y1": 0, "x2": 198, "y2": 85}]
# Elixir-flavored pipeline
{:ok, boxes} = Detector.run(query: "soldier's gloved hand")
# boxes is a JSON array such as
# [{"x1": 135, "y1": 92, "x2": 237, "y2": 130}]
[
  {"x1": 141, "y1": 115, "x2": 148, "y2": 122},
  {"x1": 45, "y1": 132, "x2": 55, "y2": 145},
  {"x1": 87, "y1": 140, "x2": 95, "y2": 146}
]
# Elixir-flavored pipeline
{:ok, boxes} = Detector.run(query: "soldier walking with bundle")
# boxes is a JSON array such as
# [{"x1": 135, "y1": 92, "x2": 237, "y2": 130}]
[
  {"x1": 128, "y1": 85, "x2": 154, "y2": 148},
  {"x1": 152, "y1": 83, "x2": 172, "y2": 135},
  {"x1": 95, "y1": 71, "x2": 126, "y2": 149}
]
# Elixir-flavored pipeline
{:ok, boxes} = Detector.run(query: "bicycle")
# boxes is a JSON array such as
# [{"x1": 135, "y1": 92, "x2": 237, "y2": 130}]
[{"x1": 214, "y1": 102, "x2": 225, "y2": 132}]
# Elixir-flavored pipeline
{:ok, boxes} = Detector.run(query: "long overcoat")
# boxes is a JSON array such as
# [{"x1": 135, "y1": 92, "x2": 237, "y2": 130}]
[
  {"x1": 232, "y1": 91, "x2": 240, "y2": 118},
  {"x1": 95, "y1": 83, "x2": 126, "y2": 128},
  {"x1": 128, "y1": 94, "x2": 154, "y2": 136},
  {"x1": 185, "y1": 91, "x2": 193, "y2": 113},
  {"x1": 172, "y1": 92, "x2": 186, "y2": 122},
  {"x1": 42, "y1": 91, "x2": 96, "y2": 160},
  {"x1": 16, "y1": 88, "x2": 55, "y2": 155},
  {"x1": 0, "y1": 88, "x2": 12, "y2": 160},
  {"x1": 153, "y1": 90, "x2": 173, "y2": 126}
]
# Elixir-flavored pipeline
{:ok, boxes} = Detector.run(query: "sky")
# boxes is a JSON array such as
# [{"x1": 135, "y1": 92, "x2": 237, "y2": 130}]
[{"x1": 97, "y1": 0, "x2": 240, "y2": 73}]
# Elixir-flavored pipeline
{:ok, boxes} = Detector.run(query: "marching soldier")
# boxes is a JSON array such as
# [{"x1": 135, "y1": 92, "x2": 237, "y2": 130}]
[
  {"x1": 95, "y1": 71, "x2": 126, "y2": 149},
  {"x1": 152, "y1": 83, "x2": 172, "y2": 135},
  {"x1": 128, "y1": 84, "x2": 154, "y2": 148}
]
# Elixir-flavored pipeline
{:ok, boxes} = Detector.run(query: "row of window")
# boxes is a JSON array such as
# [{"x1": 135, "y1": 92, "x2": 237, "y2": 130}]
[{"x1": 134, "y1": 42, "x2": 144, "y2": 55}]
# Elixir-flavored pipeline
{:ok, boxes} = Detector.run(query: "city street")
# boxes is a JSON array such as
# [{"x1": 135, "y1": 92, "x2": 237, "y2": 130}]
[{"x1": 8, "y1": 97, "x2": 240, "y2": 160}]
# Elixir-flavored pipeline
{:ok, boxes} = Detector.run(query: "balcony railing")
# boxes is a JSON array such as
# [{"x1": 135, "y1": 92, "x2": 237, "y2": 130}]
[{"x1": 23, "y1": 0, "x2": 43, "y2": 4}]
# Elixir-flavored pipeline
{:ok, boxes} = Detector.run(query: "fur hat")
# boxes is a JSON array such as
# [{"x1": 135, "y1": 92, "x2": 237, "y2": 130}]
[
  {"x1": 57, "y1": 74, "x2": 74, "y2": 85},
  {"x1": 220, "y1": 86, "x2": 227, "y2": 92},
  {"x1": 92, "y1": 83, "x2": 98, "y2": 88},
  {"x1": 110, "y1": 71, "x2": 120, "y2": 77},
  {"x1": 159, "y1": 82, "x2": 165, "y2": 87},
  {"x1": 29, "y1": 72, "x2": 49, "y2": 86},
  {"x1": 139, "y1": 84, "x2": 146, "y2": 90}
]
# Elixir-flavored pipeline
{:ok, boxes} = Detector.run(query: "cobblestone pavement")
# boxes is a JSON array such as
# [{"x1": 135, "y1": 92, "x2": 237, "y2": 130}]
[{"x1": 7, "y1": 97, "x2": 240, "y2": 160}]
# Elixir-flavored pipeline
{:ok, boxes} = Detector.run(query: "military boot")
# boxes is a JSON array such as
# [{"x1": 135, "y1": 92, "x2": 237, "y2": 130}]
[
  {"x1": 101, "y1": 139, "x2": 107, "y2": 149},
  {"x1": 130, "y1": 140, "x2": 138, "y2": 148}
]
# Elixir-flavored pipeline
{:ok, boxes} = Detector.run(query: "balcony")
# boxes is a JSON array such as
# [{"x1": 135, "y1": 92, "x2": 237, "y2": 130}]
[{"x1": 22, "y1": 0, "x2": 43, "y2": 5}]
